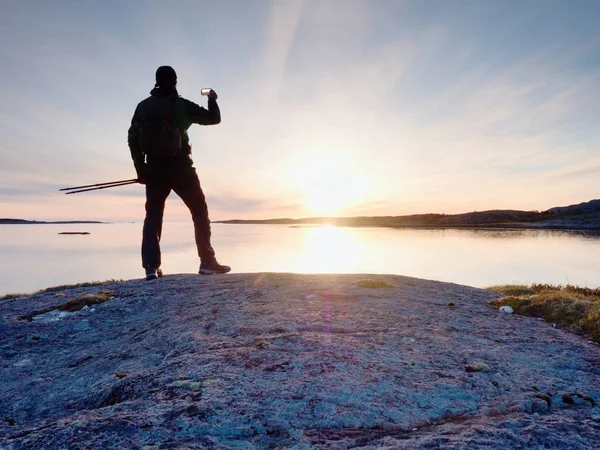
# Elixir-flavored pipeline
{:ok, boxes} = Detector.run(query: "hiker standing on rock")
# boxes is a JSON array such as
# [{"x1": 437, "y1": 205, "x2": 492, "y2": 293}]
[{"x1": 127, "y1": 66, "x2": 231, "y2": 280}]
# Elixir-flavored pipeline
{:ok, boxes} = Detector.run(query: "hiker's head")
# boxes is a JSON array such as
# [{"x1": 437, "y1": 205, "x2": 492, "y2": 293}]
[{"x1": 155, "y1": 66, "x2": 177, "y2": 88}]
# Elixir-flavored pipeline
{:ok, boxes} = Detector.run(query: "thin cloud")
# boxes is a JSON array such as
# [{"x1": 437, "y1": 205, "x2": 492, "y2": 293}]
[
  {"x1": 539, "y1": 162, "x2": 600, "y2": 181},
  {"x1": 261, "y1": 0, "x2": 306, "y2": 103}
]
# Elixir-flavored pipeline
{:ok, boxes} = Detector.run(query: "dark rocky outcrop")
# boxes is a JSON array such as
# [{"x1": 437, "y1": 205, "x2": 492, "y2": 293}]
[
  {"x1": 1, "y1": 273, "x2": 599, "y2": 448},
  {"x1": 547, "y1": 199, "x2": 600, "y2": 215}
]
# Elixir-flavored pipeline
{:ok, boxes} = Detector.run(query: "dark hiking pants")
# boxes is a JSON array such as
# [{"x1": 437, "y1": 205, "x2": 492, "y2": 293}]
[{"x1": 142, "y1": 159, "x2": 215, "y2": 269}]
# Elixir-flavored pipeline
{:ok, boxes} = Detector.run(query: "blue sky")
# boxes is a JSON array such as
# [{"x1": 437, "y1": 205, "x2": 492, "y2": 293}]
[{"x1": 1, "y1": 0, "x2": 600, "y2": 221}]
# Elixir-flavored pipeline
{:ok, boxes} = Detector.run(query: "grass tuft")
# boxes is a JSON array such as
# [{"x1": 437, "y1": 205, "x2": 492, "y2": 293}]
[
  {"x1": 0, "y1": 293, "x2": 28, "y2": 301},
  {"x1": 488, "y1": 284, "x2": 600, "y2": 343},
  {"x1": 487, "y1": 285, "x2": 534, "y2": 296},
  {"x1": 36, "y1": 280, "x2": 122, "y2": 294}
]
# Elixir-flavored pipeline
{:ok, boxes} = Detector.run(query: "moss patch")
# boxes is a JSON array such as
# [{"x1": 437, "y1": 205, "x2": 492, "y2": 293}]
[
  {"x1": 354, "y1": 279, "x2": 395, "y2": 289},
  {"x1": 60, "y1": 292, "x2": 114, "y2": 312},
  {"x1": 488, "y1": 284, "x2": 600, "y2": 343}
]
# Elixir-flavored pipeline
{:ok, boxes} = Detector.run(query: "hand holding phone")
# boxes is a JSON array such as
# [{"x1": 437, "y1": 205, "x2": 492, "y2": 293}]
[{"x1": 201, "y1": 89, "x2": 218, "y2": 100}]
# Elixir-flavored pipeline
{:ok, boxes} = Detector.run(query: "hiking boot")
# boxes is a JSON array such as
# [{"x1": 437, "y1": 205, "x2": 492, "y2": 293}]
[
  {"x1": 145, "y1": 267, "x2": 163, "y2": 281},
  {"x1": 199, "y1": 261, "x2": 231, "y2": 275}
]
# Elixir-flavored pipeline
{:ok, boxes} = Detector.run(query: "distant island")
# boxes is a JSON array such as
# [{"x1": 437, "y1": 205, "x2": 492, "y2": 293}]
[
  {"x1": 57, "y1": 232, "x2": 91, "y2": 235},
  {"x1": 0, "y1": 219, "x2": 104, "y2": 225},
  {"x1": 215, "y1": 199, "x2": 600, "y2": 230}
]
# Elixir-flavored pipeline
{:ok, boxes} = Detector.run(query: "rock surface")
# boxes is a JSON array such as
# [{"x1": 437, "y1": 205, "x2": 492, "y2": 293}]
[{"x1": 1, "y1": 273, "x2": 599, "y2": 449}]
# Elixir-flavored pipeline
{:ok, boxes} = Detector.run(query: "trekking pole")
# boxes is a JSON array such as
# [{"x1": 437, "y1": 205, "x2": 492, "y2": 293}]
[
  {"x1": 60, "y1": 178, "x2": 138, "y2": 192},
  {"x1": 64, "y1": 180, "x2": 139, "y2": 194}
]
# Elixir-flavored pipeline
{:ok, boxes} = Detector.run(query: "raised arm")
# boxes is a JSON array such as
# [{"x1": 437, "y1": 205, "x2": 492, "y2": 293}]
[{"x1": 182, "y1": 91, "x2": 221, "y2": 125}]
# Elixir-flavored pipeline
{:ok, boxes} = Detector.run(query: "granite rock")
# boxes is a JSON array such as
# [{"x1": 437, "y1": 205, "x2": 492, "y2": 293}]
[{"x1": 1, "y1": 273, "x2": 599, "y2": 449}]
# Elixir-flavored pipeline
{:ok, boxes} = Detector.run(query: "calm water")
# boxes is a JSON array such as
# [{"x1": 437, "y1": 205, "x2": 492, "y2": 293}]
[{"x1": 1, "y1": 223, "x2": 599, "y2": 296}]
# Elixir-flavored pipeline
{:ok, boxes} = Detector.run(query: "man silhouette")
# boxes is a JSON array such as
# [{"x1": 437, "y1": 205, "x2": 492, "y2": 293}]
[{"x1": 128, "y1": 66, "x2": 231, "y2": 280}]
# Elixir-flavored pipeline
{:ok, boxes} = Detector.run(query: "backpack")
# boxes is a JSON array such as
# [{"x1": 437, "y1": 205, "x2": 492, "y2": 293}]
[{"x1": 138, "y1": 97, "x2": 183, "y2": 157}]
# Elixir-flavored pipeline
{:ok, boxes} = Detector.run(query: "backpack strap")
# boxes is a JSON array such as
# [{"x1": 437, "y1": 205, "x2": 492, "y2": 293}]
[{"x1": 171, "y1": 97, "x2": 186, "y2": 131}]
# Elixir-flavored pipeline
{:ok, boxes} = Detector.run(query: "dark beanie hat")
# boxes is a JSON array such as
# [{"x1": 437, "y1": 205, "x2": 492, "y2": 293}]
[{"x1": 155, "y1": 66, "x2": 177, "y2": 87}]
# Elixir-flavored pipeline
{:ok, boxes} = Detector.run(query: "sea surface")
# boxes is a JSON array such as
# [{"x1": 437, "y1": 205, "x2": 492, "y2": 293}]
[{"x1": 1, "y1": 222, "x2": 600, "y2": 296}]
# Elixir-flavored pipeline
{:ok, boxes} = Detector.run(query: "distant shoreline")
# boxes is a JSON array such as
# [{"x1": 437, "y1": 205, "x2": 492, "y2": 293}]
[
  {"x1": 5, "y1": 198, "x2": 600, "y2": 230},
  {"x1": 214, "y1": 221, "x2": 600, "y2": 231},
  {"x1": 214, "y1": 198, "x2": 600, "y2": 231},
  {"x1": 0, "y1": 219, "x2": 105, "y2": 225}
]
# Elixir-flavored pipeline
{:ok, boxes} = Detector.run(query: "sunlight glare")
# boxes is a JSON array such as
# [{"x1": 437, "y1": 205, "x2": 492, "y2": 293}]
[
  {"x1": 300, "y1": 225, "x2": 359, "y2": 273},
  {"x1": 290, "y1": 151, "x2": 369, "y2": 216}
]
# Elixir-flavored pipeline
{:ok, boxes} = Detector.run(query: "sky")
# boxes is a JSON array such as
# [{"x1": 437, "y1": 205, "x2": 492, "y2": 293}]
[{"x1": 1, "y1": 0, "x2": 600, "y2": 221}]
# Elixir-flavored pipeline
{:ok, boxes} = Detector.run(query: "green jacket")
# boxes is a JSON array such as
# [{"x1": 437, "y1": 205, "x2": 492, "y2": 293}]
[{"x1": 127, "y1": 87, "x2": 221, "y2": 166}]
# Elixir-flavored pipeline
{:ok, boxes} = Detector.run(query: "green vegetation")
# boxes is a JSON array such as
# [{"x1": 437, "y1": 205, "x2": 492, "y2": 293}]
[
  {"x1": 488, "y1": 283, "x2": 600, "y2": 343},
  {"x1": 354, "y1": 279, "x2": 395, "y2": 288},
  {"x1": 487, "y1": 285, "x2": 535, "y2": 296},
  {"x1": 59, "y1": 292, "x2": 114, "y2": 312},
  {"x1": 0, "y1": 280, "x2": 122, "y2": 301}
]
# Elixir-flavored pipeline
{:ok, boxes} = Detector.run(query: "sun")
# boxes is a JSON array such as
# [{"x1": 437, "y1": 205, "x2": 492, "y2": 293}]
[
  {"x1": 292, "y1": 154, "x2": 367, "y2": 216},
  {"x1": 303, "y1": 171, "x2": 357, "y2": 215}
]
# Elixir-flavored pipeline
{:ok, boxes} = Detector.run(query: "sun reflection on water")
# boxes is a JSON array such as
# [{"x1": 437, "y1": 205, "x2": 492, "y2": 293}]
[
  {"x1": 3, "y1": 223, "x2": 600, "y2": 296},
  {"x1": 297, "y1": 225, "x2": 360, "y2": 273}
]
